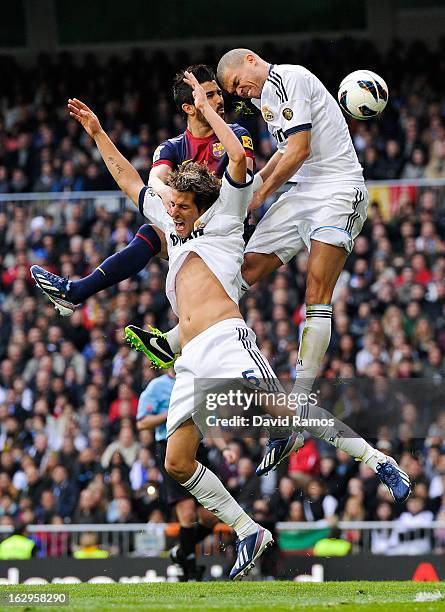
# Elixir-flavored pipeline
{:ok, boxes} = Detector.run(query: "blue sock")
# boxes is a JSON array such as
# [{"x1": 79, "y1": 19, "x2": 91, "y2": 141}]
[{"x1": 68, "y1": 224, "x2": 161, "y2": 304}]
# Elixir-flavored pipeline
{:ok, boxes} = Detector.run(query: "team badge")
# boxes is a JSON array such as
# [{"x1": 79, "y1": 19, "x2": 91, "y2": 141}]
[
  {"x1": 194, "y1": 218, "x2": 206, "y2": 230},
  {"x1": 261, "y1": 105, "x2": 275, "y2": 122},
  {"x1": 212, "y1": 142, "x2": 225, "y2": 159},
  {"x1": 241, "y1": 135, "x2": 253, "y2": 150},
  {"x1": 282, "y1": 108, "x2": 294, "y2": 120},
  {"x1": 153, "y1": 146, "x2": 162, "y2": 163}
]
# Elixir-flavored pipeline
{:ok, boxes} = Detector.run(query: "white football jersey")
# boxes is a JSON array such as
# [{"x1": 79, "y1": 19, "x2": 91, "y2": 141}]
[
  {"x1": 138, "y1": 171, "x2": 253, "y2": 316},
  {"x1": 252, "y1": 64, "x2": 363, "y2": 184}
]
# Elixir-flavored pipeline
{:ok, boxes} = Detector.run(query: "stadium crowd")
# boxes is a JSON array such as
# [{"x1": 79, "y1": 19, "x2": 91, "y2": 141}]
[{"x1": 1, "y1": 38, "x2": 445, "y2": 557}]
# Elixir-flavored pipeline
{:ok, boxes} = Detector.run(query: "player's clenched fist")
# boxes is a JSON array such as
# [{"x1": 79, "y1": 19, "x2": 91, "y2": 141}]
[
  {"x1": 67, "y1": 98, "x2": 103, "y2": 139},
  {"x1": 183, "y1": 71, "x2": 208, "y2": 112}
]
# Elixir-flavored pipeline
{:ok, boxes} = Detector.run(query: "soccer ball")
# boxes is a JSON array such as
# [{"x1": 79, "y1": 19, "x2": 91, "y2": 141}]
[{"x1": 338, "y1": 70, "x2": 388, "y2": 120}]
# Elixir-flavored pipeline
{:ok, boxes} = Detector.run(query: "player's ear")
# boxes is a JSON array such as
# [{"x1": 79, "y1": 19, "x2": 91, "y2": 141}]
[
  {"x1": 245, "y1": 53, "x2": 256, "y2": 65},
  {"x1": 182, "y1": 103, "x2": 195, "y2": 117}
]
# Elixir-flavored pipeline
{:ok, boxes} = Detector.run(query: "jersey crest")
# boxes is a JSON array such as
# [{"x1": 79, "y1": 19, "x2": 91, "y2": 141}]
[
  {"x1": 261, "y1": 105, "x2": 275, "y2": 122},
  {"x1": 282, "y1": 108, "x2": 294, "y2": 120},
  {"x1": 212, "y1": 142, "x2": 226, "y2": 159}
]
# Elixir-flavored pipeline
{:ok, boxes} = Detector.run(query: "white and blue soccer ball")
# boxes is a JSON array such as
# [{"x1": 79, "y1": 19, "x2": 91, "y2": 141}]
[{"x1": 338, "y1": 69, "x2": 388, "y2": 120}]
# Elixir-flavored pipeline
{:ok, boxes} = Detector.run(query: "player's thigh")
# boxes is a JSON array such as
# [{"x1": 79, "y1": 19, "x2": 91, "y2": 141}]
[
  {"x1": 241, "y1": 252, "x2": 283, "y2": 286},
  {"x1": 245, "y1": 190, "x2": 303, "y2": 265},
  {"x1": 302, "y1": 184, "x2": 368, "y2": 254},
  {"x1": 213, "y1": 322, "x2": 281, "y2": 393},
  {"x1": 166, "y1": 359, "x2": 197, "y2": 439}
]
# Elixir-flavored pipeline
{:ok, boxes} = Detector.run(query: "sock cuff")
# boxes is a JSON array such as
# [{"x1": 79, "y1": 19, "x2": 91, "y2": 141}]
[
  {"x1": 183, "y1": 462, "x2": 206, "y2": 490},
  {"x1": 135, "y1": 224, "x2": 162, "y2": 254},
  {"x1": 306, "y1": 304, "x2": 332, "y2": 319},
  {"x1": 166, "y1": 325, "x2": 181, "y2": 354}
]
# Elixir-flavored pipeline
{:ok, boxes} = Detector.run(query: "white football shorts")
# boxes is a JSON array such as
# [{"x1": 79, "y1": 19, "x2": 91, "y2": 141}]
[
  {"x1": 245, "y1": 181, "x2": 368, "y2": 263},
  {"x1": 166, "y1": 318, "x2": 280, "y2": 437}
]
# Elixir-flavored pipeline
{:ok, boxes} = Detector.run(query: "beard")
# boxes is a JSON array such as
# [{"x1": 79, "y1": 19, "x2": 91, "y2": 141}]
[{"x1": 196, "y1": 107, "x2": 224, "y2": 125}]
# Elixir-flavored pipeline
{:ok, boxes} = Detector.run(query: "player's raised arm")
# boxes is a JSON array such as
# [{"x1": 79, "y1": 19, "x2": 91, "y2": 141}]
[
  {"x1": 183, "y1": 72, "x2": 246, "y2": 184},
  {"x1": 67, "y1": 98, "x2": 144, "y2": 206}
]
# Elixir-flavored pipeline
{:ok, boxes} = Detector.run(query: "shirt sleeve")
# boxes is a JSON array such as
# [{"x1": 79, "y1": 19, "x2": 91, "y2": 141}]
[
  {"x1": 211, "y1": 170, "x2": 254, "y2": 218},
  {"x1": 136, "y1": 387, "x2": 158, "y2": 421},
  {"x1": 233, "y1": 126, "x2": 255, "y2": 160},
  {"x1": 270, "y1": 68, "x2": 312, "y2": 138},
  {"x1": 138, "y1": 185, "x2": 170, "y2": 230},
  {"x1": 152, "y1": 140, "x2": 177, "y2": 169}
]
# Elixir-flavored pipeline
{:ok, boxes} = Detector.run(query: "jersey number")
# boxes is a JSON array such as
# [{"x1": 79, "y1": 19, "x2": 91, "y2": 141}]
[{"x1": 242, "y1": 369, "x2": 260, "y2": 387}]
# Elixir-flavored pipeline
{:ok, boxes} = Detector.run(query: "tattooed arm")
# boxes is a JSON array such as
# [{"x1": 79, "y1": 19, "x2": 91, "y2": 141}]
[{"x1": 67, "y1": 98, "x2": 144, "y2": 205}]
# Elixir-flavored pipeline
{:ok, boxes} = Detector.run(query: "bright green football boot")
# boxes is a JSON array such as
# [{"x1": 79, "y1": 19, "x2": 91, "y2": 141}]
[{"x1": 124, "y1": 325, "x2": 177, "y2": 369}]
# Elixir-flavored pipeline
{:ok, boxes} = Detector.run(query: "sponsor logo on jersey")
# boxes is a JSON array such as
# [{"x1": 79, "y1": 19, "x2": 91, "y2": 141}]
[
  {"x1": 153, "y1": 146, "x2": 162, "y2": 163},
  {"x1": 282, "y1": 108, "x2": 294, "y2": 120},
  {"x1": 170, "y1": 227, "x2": 205, "y2": 246},
  {"x1": 212, "y1": 142, "x2": 225, "y2": 159},
  {"x1": 241, "y1": 135, "x2": 254, "y2": 150},
  {"x1": 273, "y1": 128, "x2": 286, "y2": 144},
  {"x1": 261, "y1": 105, "x2": 275, "y2": 122}
]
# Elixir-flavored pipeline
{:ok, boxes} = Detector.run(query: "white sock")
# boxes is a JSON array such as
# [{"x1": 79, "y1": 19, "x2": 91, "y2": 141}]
[
  {"x1": 290, "y1": 305, "x2": 386, "y2": 471},
  {"x1": 166, "y1": 324, "x2": 181, "y2": 354},
  {"x1": 182, "y1": 463, "x2": 257, "y2": 539},
  {"x1": 297, "y1": 401, "x2": 384, "y2": 473},
  {"x1": 293, "y1": 304, "x2": 332, "y2": 396}
]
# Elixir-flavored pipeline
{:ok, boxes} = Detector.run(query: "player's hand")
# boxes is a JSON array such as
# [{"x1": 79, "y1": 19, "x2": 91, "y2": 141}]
[
  {"x1": 67, "y1": 98, "x2": 103, "y2": 139},
  {"x1": 183, "y1": 71, "x2": 208, "y2": 112},
  {"x1": 248, "y1": 192, "x2": 265, "y2": 212},
  {"x1": 159, "y1": 185, "x2": 173, "y2": 214}
]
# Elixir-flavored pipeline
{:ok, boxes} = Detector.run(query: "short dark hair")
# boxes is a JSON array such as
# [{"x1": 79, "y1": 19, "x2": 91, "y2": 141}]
[
  {"x1": 172, "y1": 64, "x2": 217, "y2": 113},
  {"x1": 167, "y1": 162, "x2": 220, "y2": 213}
]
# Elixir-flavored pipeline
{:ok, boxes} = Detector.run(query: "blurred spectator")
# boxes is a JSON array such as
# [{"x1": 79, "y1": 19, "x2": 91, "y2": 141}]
[{"x1": 50, "y1": 465, "x2": 78, "y2": 519}]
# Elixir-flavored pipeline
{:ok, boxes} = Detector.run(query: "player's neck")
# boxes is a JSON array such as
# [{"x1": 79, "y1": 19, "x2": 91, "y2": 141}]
[{"x1": 187, "y1": 119, "x2": 214, "y2": 139}]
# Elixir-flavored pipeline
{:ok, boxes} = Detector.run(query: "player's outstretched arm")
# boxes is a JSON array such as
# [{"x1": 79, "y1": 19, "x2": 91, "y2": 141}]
[
  {"x1": 136, "y1": 412, "x2": 167, "y2": 431},
  {"x1": 148, "y1": 165, "x2": 173, "y2": 212},
  {"x1": 183, "y1": 72, "x2": 246, "y2": 184},
  {"x1": 67, "y1": 98, "x2": 144, "y2": 206},
  {"x1": 250, "y1": 131, "x2": 310, "y2": 210}
]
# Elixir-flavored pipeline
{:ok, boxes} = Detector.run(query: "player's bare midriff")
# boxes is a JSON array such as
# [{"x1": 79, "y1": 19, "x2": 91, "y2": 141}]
[{"x1": 175, "y1": 252, "x2": 242, "y2": 346}]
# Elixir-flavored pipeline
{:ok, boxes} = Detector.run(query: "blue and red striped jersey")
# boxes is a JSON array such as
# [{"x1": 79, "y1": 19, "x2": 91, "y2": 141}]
[{"x1": 152, "y1": 124, "x2": 254, "y2": 178}]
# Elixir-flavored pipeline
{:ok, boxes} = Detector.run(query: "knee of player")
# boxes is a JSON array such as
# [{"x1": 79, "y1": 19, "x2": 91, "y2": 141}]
[{"x1": 164, "y1": 455, "x2": 193, "y2": 483}]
